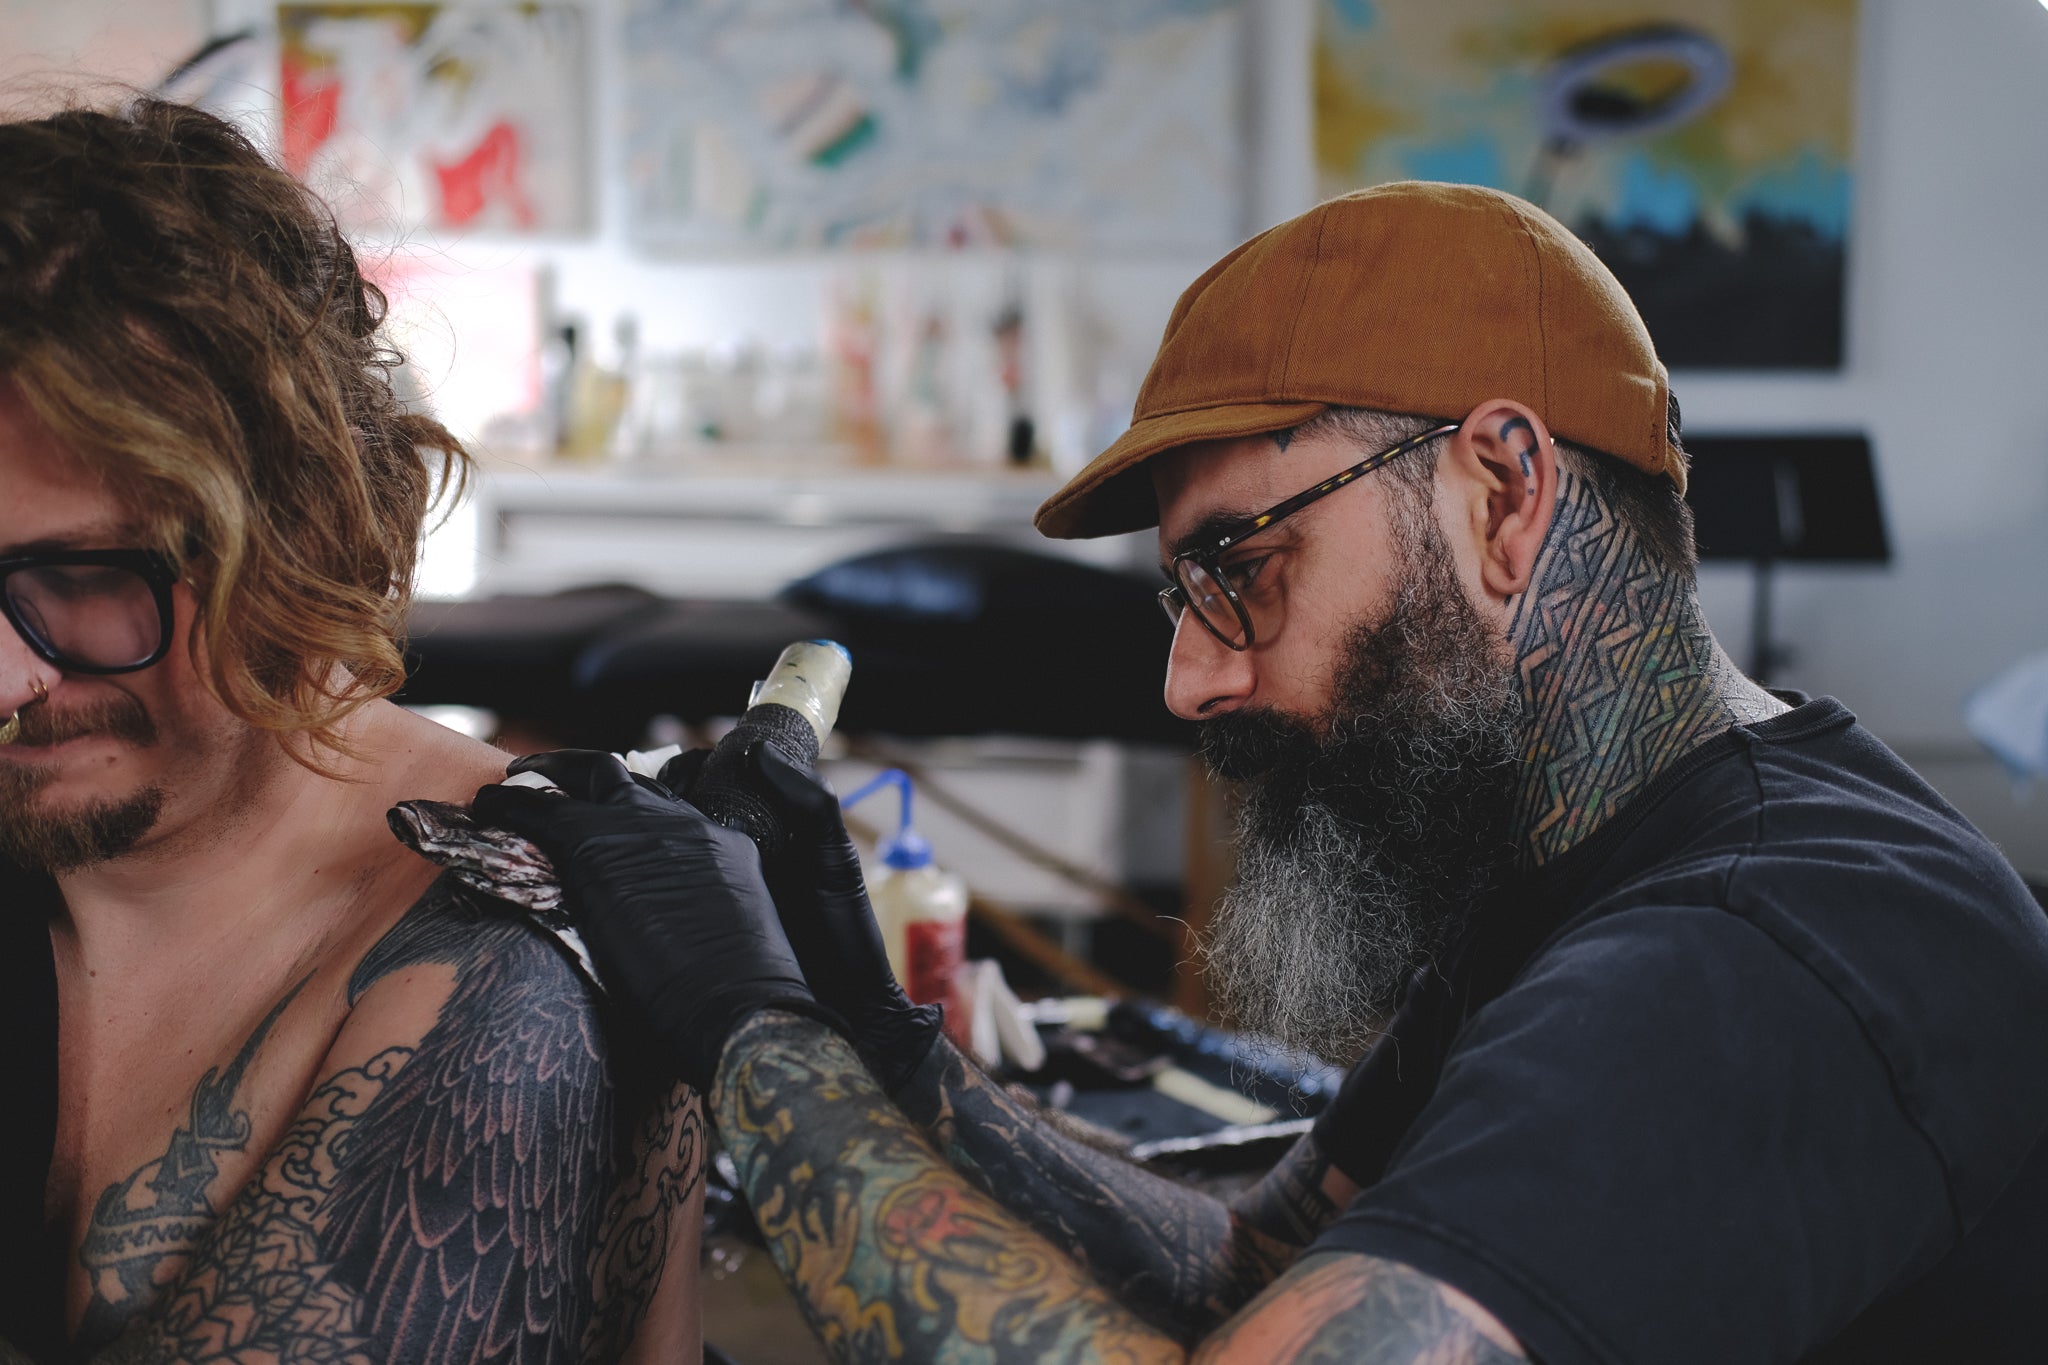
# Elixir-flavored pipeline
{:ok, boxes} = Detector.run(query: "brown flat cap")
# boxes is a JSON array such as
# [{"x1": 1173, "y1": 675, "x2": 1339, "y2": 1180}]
[{"x1": 1035, "y1": 181, "x2": 1677, "y2": 540}]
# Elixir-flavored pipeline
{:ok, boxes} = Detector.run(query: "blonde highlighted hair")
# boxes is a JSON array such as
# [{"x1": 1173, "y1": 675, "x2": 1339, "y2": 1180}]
[{"x1": 0, "y1": 98, "x2": 472, "y2": 766}]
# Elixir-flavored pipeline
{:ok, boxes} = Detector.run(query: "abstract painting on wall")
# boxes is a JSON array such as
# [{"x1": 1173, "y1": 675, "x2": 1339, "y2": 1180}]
[
  {"x1": 621, "y1": 0, "x2": 1245, "y2": 253},
  {"x1": 1316, "y1": 0, "x2": 1858, "y2": 368},
  {"x1": 278, "y1": 2, "x2": 587, "y2": 235}
]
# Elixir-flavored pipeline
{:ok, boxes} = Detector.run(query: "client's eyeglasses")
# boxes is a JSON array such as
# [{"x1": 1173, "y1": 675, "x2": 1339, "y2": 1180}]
[
  {"x1": 1159, "y1": 423, "x2": 1458, "y2": 650},
  {"x1": 0, "y1": 550, "x2": 178, "y2": 675}
]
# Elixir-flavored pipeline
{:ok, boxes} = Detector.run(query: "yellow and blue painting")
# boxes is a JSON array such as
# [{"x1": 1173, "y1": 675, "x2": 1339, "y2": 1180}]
[{"x1": 1317, "y1": 0, "x2": 1857, "y2": 369}]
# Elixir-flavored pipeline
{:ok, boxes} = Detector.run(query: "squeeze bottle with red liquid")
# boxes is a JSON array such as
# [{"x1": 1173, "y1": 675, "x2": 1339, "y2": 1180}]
[{"x1": 846, "y1": 769, "x2": 971, "y2": 1048}]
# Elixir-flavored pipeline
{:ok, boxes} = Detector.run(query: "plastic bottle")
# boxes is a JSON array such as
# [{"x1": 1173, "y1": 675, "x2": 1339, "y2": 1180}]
[{"x1": 846, "y1": 769, "x2": 971, "y2": 1047}]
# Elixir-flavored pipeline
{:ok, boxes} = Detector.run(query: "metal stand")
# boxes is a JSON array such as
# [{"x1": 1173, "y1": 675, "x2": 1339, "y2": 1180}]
[{"x1": 1749, "y1": 557, "x2": 1778, "y2": 685}]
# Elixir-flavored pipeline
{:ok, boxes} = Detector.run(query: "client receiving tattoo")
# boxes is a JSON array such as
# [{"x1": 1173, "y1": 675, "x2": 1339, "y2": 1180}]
[{"x1": 0, "y1": 100, "x2": 700, "y2": 1362}]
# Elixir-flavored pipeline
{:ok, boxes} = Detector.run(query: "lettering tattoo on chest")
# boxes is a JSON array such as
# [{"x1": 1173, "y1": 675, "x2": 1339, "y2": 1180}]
[
  {"x1": 71, "y1": 884, "x2": 701, "y2": 1364},
  {"x1": 76, "y1": 976, "x2": 310, "y2": 1343}
]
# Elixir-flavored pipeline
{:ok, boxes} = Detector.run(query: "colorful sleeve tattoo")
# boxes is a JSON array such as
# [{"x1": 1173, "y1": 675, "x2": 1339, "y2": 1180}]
[
  {"x1": 887, "y1": 1036, "x2": 1344, "y2": 1335},
  {"x1": 712, "y1": 1012, "x2": 1522, "y2": 1365}
]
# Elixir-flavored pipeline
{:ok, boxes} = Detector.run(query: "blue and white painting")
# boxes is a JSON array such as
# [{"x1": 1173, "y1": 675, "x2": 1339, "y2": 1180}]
[{"x1": 623, "y1": 0, "x2": 1246, "y2": 254}]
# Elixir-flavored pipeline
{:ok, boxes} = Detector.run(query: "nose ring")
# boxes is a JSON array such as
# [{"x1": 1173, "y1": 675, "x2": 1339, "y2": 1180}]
[{"x1": 0, "y1": 678, "x2": 49, "y2": 745}]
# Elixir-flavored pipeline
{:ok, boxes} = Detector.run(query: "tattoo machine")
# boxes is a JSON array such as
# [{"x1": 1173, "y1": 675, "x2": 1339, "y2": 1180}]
[
  {"x1": 680, "y1": 638, "x2": 853, "y2": 850},
  {"x1": 386, "y1": 639, "x2": 854, "y2": 990}
]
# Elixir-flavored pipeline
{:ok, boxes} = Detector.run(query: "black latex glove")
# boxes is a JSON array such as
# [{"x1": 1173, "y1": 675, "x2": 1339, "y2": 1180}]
[
  {"x1": 661, "y1": 743, "x2": 944, "y2": 1094},
  {"x1": 470, "y1": 750, "x2": 842, "y2": 1093}
]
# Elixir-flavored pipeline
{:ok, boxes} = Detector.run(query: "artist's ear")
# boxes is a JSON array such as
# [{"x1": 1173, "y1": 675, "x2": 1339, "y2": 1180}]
[{"x1": 1443, "y1": 399, "x2": 1558, "y2": 600}]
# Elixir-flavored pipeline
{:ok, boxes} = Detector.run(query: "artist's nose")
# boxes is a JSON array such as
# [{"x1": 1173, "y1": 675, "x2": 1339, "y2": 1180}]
[{"x1": 1163, "y1": 611, "x2": 1253, "y2": 721}]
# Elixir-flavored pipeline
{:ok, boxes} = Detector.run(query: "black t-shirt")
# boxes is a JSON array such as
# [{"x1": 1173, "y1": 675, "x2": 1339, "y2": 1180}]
[{"x1": 1310, "y1": 697, "x2": 2048, "y2": 1364}]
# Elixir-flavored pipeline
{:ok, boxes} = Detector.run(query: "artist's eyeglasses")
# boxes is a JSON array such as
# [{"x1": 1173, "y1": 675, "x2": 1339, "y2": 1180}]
[
  {"x1": 0, "y1": 550, "x2": 178, "y2": 675},
  {"x1": 1158, "y1": 424, "x2": 1459, "y2": 651}
]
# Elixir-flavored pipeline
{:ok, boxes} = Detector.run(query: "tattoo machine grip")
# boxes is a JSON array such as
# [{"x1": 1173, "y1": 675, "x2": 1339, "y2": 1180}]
[{"x1": 685, "y1": 639, "x2": 852, "y2": 852}]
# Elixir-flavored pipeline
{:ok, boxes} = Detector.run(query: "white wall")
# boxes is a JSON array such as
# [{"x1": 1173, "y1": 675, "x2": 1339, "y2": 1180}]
[{"x1": 0, "y1": 0, "x2": 206, "y2": 90}]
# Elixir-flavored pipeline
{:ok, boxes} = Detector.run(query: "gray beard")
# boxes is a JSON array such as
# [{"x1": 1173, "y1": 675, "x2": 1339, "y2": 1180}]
[{"x1": 1199, "y1": 513, "x2": 1522, "y2": 1067}]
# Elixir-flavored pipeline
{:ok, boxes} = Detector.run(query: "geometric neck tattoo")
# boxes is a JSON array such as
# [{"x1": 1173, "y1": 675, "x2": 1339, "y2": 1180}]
[{"x1": 1506, "y1": 464, "x2": 1767, "y2": 868}]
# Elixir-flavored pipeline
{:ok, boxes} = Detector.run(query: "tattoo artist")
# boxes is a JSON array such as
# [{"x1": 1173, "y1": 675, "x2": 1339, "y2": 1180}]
[{"x1": 468, "y1": 183, "x2": 2048, "y2": 1363}]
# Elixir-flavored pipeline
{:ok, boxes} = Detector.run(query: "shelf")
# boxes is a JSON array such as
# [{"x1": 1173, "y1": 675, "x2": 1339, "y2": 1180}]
[
  {"x1": 476, "y1": 454, "x2": 1067, "y2": 530},
  {"x1": 460, "y1": 454, "x2": 1140, "y2": 600}
]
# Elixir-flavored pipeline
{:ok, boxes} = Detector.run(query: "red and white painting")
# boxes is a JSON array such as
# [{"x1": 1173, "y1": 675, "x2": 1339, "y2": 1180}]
[{"x1": 278, "y1": 2, "x2": 586, "y2": 235}]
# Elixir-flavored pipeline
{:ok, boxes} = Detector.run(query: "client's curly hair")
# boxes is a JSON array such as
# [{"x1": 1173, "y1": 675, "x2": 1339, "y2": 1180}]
[{"x1": 0, "y1": 98, "x2": 472, "y2": 767}]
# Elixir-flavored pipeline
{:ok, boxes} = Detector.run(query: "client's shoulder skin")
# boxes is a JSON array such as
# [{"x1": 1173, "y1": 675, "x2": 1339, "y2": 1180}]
[{"x1": 0, "y1": 99, "x2": 702, "y2": 1363}]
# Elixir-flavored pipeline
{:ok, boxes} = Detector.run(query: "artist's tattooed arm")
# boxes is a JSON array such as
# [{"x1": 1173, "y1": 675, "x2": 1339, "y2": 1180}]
[
  {"x1": 70, "y1": 885, "x2": 701, "y2": 1365},
  {"x1": 716, "y1": 1012, "x2": 1514, "y2": 1364},
  {"x1": 889, "y1": 1036, "x2": 1349, "y2": 1336},
  {"x1": 1193, "y1": 1253, "x2": 1523, "y2": 1364}
]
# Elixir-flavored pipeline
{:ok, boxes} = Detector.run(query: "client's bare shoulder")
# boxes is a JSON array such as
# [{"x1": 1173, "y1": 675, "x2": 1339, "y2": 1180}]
[
  {"x1": 330, "y1": 880, "x2": 705, "y2": 1363},
  {"x1": 113, "y1": 713, "x2": 704, "y2": 1363}
]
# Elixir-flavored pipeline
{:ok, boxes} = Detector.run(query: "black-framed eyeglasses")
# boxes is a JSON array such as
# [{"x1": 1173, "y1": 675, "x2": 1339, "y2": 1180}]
[
  {"x1": 1159, "y1": 423, "x2": 1459, "y2": 651},
  {"x1": 0, "y1": 550, "x2": 178, "y2": 675}
]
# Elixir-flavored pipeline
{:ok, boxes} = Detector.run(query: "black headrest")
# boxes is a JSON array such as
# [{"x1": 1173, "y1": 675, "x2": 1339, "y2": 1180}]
[{"x1": 780, "y1": 540, "x2": 1160, "y2": 643}]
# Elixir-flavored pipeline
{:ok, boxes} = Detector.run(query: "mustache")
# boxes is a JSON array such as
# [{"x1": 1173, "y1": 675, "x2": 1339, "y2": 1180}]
[
  {"x1": 10, "y1": 694, "x2": 158, "y2": 749},
  {"x1": 1199, "y1": 707, "x2": 1317, "y2": 783}
]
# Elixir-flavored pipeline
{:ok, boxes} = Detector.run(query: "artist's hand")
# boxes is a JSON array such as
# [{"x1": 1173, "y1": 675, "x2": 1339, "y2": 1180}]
[
  {"x1": 471, "y1": 750, "x2": 840, "y2": 1093},
  {"x1": 661, "y1": 744, "x2": 943, "y2": 1094}
]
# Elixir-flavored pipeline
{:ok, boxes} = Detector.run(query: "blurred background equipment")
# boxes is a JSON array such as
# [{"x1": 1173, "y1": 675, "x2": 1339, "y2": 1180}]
[{"x1": 1683, "y1": 433, "x2": 1890, "y2": 684}]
